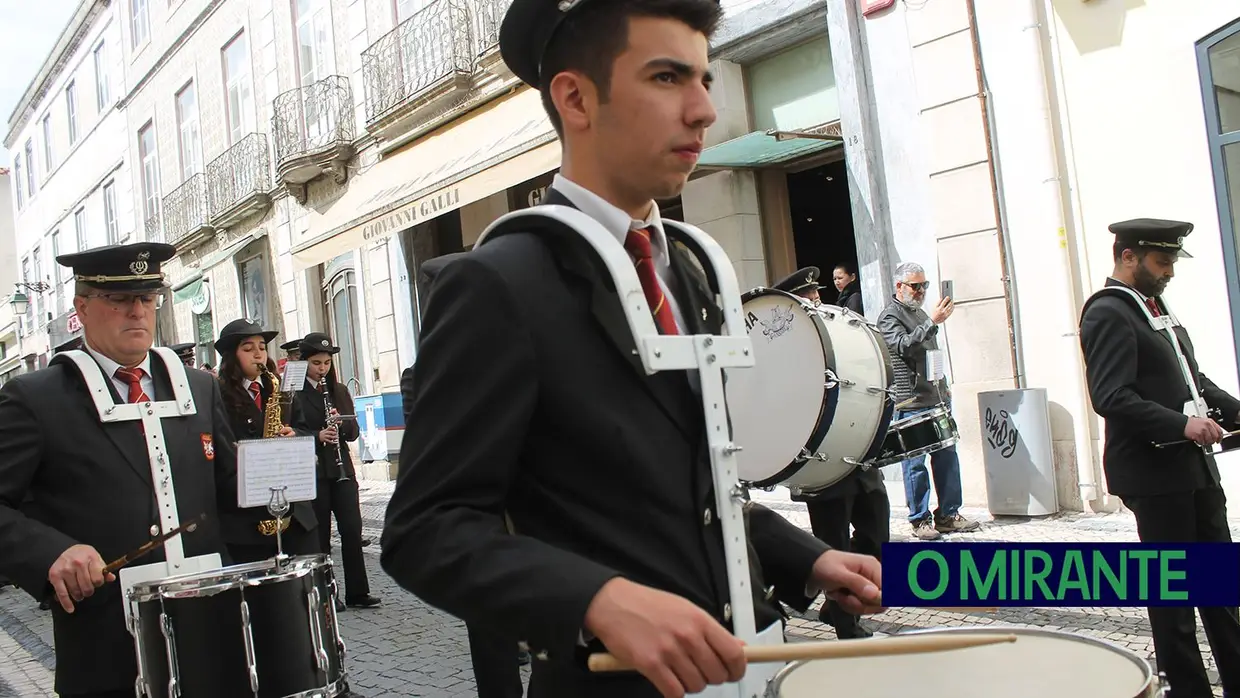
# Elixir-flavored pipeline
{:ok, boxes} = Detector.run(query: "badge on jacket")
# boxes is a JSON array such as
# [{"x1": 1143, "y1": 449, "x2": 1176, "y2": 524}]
[{"x1": 201, "y1": 433, "x2": 215, "y2": 461}]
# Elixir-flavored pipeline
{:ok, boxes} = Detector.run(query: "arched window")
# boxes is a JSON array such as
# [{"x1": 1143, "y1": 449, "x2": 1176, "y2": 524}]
[
  {"x1": 1198, "y1": 19, "x2": 1240, "y2": 377},
  {"x1": 326, "y1": 267, "x2": 363, "y2": 396}
]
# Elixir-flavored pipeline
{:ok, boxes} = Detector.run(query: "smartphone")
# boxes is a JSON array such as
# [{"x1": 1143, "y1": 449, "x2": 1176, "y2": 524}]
[{"x1": 941, "y1": 279, "x2": 954, "y2": 301}]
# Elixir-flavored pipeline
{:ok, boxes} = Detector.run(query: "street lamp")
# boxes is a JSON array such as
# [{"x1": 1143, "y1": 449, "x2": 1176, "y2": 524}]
[{"x1": 10, "y1": 282, "x2": 51, "y2": 316}]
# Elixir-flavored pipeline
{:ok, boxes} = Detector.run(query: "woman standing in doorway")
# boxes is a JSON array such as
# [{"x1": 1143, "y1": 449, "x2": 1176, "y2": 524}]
[
  {"x1": 833, "y1": 263, "x2": 863, "y2": 314},
  {"x1": 214, "y1": 318, "x2": 320, "y2": 562},
  {"x1": 293, "y1": 332, "x2": 380, "y2": 610}
]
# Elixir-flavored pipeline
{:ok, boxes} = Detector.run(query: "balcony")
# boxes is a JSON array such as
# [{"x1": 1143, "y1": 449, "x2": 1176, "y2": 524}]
[
  {"x1": 272, "y1": 75, "x2": 356, "y2": 204},
  {"x1": 362, "y1": 0, "x2": 477, "y2": 142},
  {"x1": 162, "y1": 174, "x2": 213, "y2": 249},
  {"x1": 207, "y1": 133, "x2": 273, "y2": 228},
  {"x1": 144, "y1": 211, "x2": 163, "y2": 244},
  {"x1": 473, "y1": 0, "x2": 513, "y2": 79}
]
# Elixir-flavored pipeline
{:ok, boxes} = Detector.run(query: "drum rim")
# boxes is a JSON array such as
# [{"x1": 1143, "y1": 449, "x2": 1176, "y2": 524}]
[
  {"x1": 856, "y1": 324, "x2": 897, "y2": 465},
  {"x1": 738, "y1": 289, "x2": 842, "y2": 489},
  {"x1": 128, "y1": 554, "x2": 331, "y2": 601},
  {"x1": 766, "y1": 625, "x2": 1156, "y2": 694}
]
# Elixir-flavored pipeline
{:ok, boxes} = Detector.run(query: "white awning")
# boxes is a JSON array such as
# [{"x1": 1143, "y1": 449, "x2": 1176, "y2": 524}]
[{"x1": 291, "y1": 88, "x2": 560, "y2": 270}]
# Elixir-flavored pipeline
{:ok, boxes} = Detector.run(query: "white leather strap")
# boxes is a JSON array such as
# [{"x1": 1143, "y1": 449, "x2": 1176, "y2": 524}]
[
  {"x1": 53, "y1": 349, "x2": 199, "y2": 569},
  {"x1": 1091, "y1": 286, "x2": 1205, "y2": 418}
]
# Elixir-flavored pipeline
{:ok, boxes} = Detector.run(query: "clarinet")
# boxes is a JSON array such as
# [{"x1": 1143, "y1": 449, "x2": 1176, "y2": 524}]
[{"x1": 321, "y1": 383, "x2": 351, "y2": 482}]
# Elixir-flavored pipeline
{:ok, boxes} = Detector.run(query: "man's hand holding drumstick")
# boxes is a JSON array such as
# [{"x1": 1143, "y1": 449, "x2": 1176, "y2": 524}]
[
  {"x1": 48, "y1": 544, "x2": 115, "y2": 614},
  {"x1": 582, "y1": 549, "x2": 884, "y2": 698}
]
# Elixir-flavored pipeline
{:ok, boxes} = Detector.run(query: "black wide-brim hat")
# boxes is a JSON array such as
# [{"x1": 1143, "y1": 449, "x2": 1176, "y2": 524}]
[
  {"x1": 168, "y1": 342, "x2": 195, "y2": 358},
  {"x1": 56, "y1": 241, "x2": 176, "y2": 293},
  {"x1": 499, "y1": 0, "x2": 721, "y2": 88},
  {"x1": 280, "y1": 339, "x2": 303, "y2": 352},
  {"x1": 298, "y1": 332, "x2": 341, "y2": 357},
  {"x1": 214, "y1": 319, "x2": 279, "y2": 355}
]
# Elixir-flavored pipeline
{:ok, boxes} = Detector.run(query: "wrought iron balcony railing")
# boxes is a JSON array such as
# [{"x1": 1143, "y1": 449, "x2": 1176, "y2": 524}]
[
  {"x1": 144, "y1": 210, "x2": 162, "y2": 244},
  {"x1": 361, "y1": 0, "x2": 476, "y2": 123},
  {"x1": 272, "y1": 75, "x2": 355, "y2": 167},
  {"x1": 162, "y1": 174, "x2": 211, "y2": 246},
  {"x1": 206, "y1": 133, "x2": 272, "y2": 225},
  {"x1": 473, "y1": 0, "x2": 512, "y2": 55}
]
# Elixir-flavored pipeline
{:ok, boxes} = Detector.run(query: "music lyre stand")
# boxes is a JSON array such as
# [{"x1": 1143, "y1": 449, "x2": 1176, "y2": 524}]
[{"x1": 477, "y1": 207, "x2": 761, "y2": 697}]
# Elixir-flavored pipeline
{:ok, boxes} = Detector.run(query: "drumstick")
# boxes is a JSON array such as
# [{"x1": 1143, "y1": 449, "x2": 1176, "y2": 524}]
[
  {"x1": 103, "y1": 514, "x2": 207, "y2": 575},
  {"x1": 1153, "y1": 429, "x2": 1240, "y2": 448},
  {"x1": 587, "y1": 632, "x2": 1017, "y2": 672}
]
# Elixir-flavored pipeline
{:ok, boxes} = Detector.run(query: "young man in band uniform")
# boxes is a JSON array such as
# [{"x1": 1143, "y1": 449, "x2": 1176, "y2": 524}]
[
  {"x1": 1079, "y1": 218, "x2": 1240, "y2": 698},
  {"x1": 772, "y1": 267, "x2": 891, "y2": 639},
  {"x1": 0, "y1": 243, "x2": 238, "y2": 698},
  {"x1": 381, "y1": 2, "x2": 885, "y2": 697}
]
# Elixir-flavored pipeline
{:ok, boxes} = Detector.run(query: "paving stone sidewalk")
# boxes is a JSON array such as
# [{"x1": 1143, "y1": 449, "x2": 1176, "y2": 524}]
[{"x1": 1, "y1": 481, "x2": 1233, "y2": 696}]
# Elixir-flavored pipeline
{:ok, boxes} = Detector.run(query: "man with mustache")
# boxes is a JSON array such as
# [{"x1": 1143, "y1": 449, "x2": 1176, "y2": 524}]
[
  {"x1": 382, "y1": 1, "x2": 885, "y2": 697},
  {"x1": 1079, "y1": 218, "x2": 1240, "y2": 698},
  {"x1": 0, "y1": 242, "x2": 238, "y2": 698},
  {"x1": 877, "y1": 261, "x2": 980, "y2": 541}
]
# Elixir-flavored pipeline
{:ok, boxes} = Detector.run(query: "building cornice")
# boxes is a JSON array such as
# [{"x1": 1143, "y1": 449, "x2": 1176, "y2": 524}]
[{"x1": 4, "y1": 0, "x2": 111, "y2": 149}]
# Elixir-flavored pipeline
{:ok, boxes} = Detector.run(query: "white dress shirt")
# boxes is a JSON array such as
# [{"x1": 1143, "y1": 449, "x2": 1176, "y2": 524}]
[
  {"x1": 552, "y1": 174, "x2": 689, "y2": 333},
  {"x1": 85, "y1": 342, "x2": 155, "y2": 402}
]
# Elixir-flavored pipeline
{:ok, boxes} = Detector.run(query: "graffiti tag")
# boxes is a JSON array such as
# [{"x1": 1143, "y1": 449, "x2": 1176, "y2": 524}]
[{"x1": 984, "y1": 407, "x2": 1020, "y2": 459}]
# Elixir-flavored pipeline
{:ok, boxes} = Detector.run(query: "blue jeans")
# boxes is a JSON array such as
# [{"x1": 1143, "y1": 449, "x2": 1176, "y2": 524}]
[{"x1": 897, "y1": 407, "x2": 964, "y2": 524}]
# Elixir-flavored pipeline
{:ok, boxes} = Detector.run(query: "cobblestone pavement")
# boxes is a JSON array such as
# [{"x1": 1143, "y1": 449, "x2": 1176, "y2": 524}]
[{"x1": 1, "y1": 481, "x2": 1234, "y2": 696}]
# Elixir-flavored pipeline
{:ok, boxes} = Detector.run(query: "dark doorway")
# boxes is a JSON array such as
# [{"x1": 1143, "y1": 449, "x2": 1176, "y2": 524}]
[{"x1": 786, "y1": 159, "x2": 858, "y2": 306}]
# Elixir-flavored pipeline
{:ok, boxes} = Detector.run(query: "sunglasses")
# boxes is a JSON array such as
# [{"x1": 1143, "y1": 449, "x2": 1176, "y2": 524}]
[{"x1": 901, "y1": 281, "x2": 930, "y2": 291}]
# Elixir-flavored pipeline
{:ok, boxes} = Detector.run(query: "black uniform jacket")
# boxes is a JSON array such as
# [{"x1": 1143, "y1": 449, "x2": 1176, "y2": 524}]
[
  {"x1": 1080, "y1": 278, "x2": 1240, "y2": 498},
  {"x1": 218, "y1": 378, "x2": 318, "y2": 543},
  {"x1": 0, "y1": 352, "x2": 237, "y2": 695},
  {"x1": 381, "y1": 189, "x2": 831, "y2": 697},
  {"x1": 292, "y1": 379, "x2": 361, "y2": 480}
]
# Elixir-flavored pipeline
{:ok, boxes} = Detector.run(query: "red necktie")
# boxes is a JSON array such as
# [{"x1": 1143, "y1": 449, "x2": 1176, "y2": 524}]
[
  {"x1": 114, "y1": 367, "x2": 150, "y2": 404},
  {"x1": 1146, "y1": 298, "x2": 1162, "y2": 317},
  {"x1": 624, "y1": 227, "x2": 679, "y2": 335},
  {"x1": 249, "y1": 382, "x2": 263, "y2": 411}
]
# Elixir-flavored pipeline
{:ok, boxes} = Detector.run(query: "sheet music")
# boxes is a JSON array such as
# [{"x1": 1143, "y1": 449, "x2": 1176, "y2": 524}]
[
  {"x1": 237, "y1": 436, "x2": 317, "y2": 508},
  {"x1": 281, "y1": 360, "x2": 308, "y2": 391},
  {"x1": 926, "y1": 349, "x2": 946, "y2": 382}
]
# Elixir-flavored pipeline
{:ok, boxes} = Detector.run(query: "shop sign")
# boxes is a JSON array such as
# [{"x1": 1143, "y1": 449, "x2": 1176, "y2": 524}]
[{"x1": 361, "y1": 187, "x2": 462, "y2": 243}]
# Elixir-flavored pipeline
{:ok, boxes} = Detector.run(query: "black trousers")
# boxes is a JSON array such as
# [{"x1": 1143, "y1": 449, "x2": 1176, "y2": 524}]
[
  {"x1": 227, "y1": 525, "x2": 321, "y2": 564},
  {"x1": 313, "y1": 477, "x2": 371, "y2": 600},
  {"x1": 467, "y1": 623, "x2": 525, "y2": 698},
  {"x1": 806, "y1": 486, "x2": 890, "y2": 636},
  {"x1": 61, "y1": 692, "x2": 131, "y2": 698},
  {"x1": 1122, "y1": 487, "x2": 1240, "y2": 698}
]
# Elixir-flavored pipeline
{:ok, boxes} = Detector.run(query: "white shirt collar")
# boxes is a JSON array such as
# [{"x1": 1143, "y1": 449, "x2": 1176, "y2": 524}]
[
  {"x1": 242, "y1": 377, "x2": 259, "y2": 392},
  {"x1": 552, "y1": 174, "x2": 672, "y2": 271},
  {"x1": 84, "y1": 342, "x2": 153, "y2": 382},
  {"x1": 308, "y1": 377, "x2": 320, "y2": 390}
]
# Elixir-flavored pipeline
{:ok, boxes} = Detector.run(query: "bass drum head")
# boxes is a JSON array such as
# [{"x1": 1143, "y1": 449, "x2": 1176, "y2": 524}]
[{"x1": 725, "y1": 289, "x2": 837, "y2": 487}]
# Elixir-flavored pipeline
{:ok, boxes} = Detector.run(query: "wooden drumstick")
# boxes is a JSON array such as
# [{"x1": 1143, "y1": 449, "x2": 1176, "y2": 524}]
[{"x1": 587, "y1": 632, "x2": 1017, "y2": 673}]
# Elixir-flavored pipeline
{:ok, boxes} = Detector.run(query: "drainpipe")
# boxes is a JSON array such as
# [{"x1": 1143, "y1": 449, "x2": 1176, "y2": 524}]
[
  {"x1": 966, "y1": 0, "x2": 1108, "y2": 509},
  {"x1": 964, "y1": 0, "x2": 1024, "y2": 390}
]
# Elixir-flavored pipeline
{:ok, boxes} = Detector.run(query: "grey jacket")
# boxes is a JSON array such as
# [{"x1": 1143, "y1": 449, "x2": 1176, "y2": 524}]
[{"x1": 876, "y1": 296, "x2": 950, "y2": 409}]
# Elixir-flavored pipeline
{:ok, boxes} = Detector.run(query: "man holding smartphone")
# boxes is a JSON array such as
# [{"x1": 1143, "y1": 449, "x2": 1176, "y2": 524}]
[{"x1": 877, "y1": 261, "x2": 980, "y2": 541}]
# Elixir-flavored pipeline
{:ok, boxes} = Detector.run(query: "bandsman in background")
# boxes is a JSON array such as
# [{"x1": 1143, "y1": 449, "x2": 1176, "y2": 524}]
[
  {"x1": 167, "y1": 341, "x2": 196, "y2": 368},
  {"x1": 774, "y1": 267, "x2": 891, "y2": 640}
]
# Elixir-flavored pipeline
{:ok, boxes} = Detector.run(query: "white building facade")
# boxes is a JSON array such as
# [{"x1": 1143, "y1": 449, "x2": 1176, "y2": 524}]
[{"x1": 4, "y1": 0, "x2": 136, "y2": 366}]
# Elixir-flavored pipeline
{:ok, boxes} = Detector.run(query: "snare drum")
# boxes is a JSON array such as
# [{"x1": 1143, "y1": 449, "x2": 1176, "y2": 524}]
[
  {"x1": 725, "y1": 289, "x2": 895, "y2": 493},
  {"x1": 128, "y1": 554, "x2": 346, "y2": 698},
  {"x1": 869, "y1": 404, "x2": 960, "y2": 468},
  {"x1": 766, "y1": 627, "x2": 1166, "y2": 698}
]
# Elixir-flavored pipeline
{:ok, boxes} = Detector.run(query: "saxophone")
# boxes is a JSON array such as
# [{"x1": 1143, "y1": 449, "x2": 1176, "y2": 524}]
[{"x1": 257, "y1": 363, "x2": 292, "y2": 537}]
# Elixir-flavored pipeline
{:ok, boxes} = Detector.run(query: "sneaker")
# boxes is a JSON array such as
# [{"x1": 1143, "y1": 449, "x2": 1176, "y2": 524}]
[
  {"x1": 935, "y1": 513, "x2": 981, "y2": 533},
  {"x1": 911, "y1": 520, "x2": 942, "y2": 540}
]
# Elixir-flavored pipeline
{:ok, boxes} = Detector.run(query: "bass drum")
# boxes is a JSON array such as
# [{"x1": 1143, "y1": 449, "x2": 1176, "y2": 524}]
[{"x1": 725, "y1": 289, "x2": 895, "y2": 493}]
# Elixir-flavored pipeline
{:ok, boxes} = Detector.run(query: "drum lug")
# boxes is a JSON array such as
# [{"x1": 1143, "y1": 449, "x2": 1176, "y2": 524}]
[
  {"x1": 798, "y1": 447, "x2": 828, "y2": 462},
  {"x1": 330, "y1": 578, "x2": 349, "y2": 660},
  {"x1": 240, "y1": 599, "x2": 260, "y2": 694},
  {"x1": 1155, "y1": 671, "x2": 1170, "y2": 697},
  {"x1": 843, "y1": 457, "x2": 871, "y2": 471},
  {"x1": 308, "y1": 586, "x2": 332, "y2": 674},
  {"x1": 159, "y1": 612, "x2": 182, "y2": 698},
  {"x1": 824, "y1": 368, "x2": 841, "y2": 391}
]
